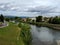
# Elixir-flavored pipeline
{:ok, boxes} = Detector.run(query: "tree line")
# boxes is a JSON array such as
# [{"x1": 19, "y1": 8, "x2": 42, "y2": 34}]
[
  {"x1": 0, "y1": 14, "x2": 22, "y2": 22},
  {"x1": 48, "y1": 16, "x2": 60, "y2": 24},
  {"x1": 0, "y1": 14, "x2": 60, "y2": 24},
  {"x1": 36, "y1": 16, "x2": 60, "y2": 24}
]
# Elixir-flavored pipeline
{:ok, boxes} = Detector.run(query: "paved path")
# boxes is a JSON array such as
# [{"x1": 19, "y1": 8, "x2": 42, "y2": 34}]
[
  {"x1": 0, "y1": 22, "x2": 9, "y2": 28},
  {"x1": 17, "y1": 28, "x2": 20, "y2": 40}
]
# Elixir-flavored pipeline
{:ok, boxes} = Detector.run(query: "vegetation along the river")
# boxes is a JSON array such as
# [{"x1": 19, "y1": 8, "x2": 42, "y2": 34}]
[
  {"x1": 18, "y1": 22, "x2": 32, "y2": 45},
  {"x1": 26, "y1": 16, "x2": 60, "y2": 30}
]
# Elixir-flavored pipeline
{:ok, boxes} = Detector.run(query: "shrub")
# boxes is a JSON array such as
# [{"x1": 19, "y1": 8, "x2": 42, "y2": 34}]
[{"x1": 18, "y1": 23, "x2": 32, "y2": 45}]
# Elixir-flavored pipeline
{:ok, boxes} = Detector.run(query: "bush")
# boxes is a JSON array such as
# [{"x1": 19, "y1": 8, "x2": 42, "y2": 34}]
[{"x1": 18, "y1": 23, "x2": 32, "y2": 45}]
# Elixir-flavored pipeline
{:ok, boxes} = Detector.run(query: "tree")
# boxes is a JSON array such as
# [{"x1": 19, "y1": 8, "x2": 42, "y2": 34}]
[
  {"x1": 26, "y1": 18, "x2": 31, "y2": 22},
  {"x1": 48, "y1": 16, "x2": 60, "y2": 24},
  {"x1": 52, "y1": 16, "x2": 58, "y2": 24},
  {"x1": 0, "y1": 14, "x2": 4, "y2": 22},
  {"x1": 32, "y1": 20, "x2": 35, "y2": 23},
  {"x1": 10, "y1": 18, "x2": 14, "y2": 21},
  {"x1": 5, "y1": 18, "x2": 10, "y2": 22},
  {"x1": 14, "y1": 17, "x2": 20, "y2": 22},
  {"x1": 48, "y1": 17, "x2": 53, "y2": 23},
  {"x1": 58, "y1": 18, "x2": 60, "y2": 24},
  {"x1": 15, "y1": 17, "x2": 19, "y2": 20},
  {"x1": 36, "y1": 16, "x2": 42, "y2": 22}
]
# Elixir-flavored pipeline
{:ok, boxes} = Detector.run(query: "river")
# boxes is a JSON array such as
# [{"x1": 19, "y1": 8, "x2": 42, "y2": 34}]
[{"x1": 30, "y1": 25, "x2": 60, "y2": 45}]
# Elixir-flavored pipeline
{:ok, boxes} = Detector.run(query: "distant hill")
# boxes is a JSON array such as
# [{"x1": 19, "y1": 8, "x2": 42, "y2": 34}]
[
  {"x1": 4, "y1": 16, "x2": 35, "y2": 18},
  {"x1": 4, "y1": 16, "x2": 16, "y2": 18}
]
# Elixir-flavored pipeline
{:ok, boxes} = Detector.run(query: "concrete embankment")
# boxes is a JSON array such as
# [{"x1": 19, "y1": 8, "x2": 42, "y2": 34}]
[
  {"x1": 56, "y1": 40, "x2": 60, "y2": 45},
  {"x1": 29, "y1": 22, "x2": 60, "y2": 30}
]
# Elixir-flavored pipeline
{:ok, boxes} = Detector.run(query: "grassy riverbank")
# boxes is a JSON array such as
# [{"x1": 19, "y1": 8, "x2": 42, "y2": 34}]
[
  {"x1": 18, "y1": 23, "x2": 32, "y2": 45},
  {"x1": 29, "y1": 22, "x2": 60, "y2": 30},
  {"x1": 0, "y1": 22, "x2": 23, "y2": 45}
]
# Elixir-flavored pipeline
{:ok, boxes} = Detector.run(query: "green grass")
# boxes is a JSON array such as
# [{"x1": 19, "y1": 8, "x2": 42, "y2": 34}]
[{"x1": 0, "y1": 22, "x2": 24, "y2": 45}]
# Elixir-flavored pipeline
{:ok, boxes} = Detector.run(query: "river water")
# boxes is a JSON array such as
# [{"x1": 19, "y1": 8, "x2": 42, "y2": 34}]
[{"x1": 30, "y1": 25, "x2": 60, "y2": 45}]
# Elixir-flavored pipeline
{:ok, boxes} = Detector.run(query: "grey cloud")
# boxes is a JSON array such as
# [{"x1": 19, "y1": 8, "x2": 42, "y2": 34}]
[
  {"x1": 0, "y1": 0, "x2": 60, "y2": 17},
  {"x1": 27, "y1": 6, "x2": 59, "y2": 13},
  {"x1": 0, "y1": 3, "x2": 20, "y2": 11}
]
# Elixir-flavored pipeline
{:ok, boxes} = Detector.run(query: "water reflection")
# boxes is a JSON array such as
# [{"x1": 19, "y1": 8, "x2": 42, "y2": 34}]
[
  {"x1": 30, "y1": 25, "x2": 60, "y2": 45},
  {"x1": 38, "y1": 27, "x2": 54, "y2": 42}
]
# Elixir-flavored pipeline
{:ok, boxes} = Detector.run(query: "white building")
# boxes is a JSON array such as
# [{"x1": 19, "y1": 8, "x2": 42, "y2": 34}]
[{"x1": 29, "y1": 17, "x2": 36, "y2": 22}]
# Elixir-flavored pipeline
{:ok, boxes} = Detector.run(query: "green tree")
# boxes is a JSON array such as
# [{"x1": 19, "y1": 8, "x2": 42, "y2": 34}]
[
  {"x1": 36, "y1": 16, "x2": 42, "y2": 22},
  {"x1": 5, "y1": 18, "x2": 10, "y2": 22},
  {"x1": 49, "y1": 16, "x2": 60, "y2": 24},
  {"x1": 52, "y1": 16, "x2": 58, "y2": 24},
  {"x1": 26, "y1": 18, "x2": 31, "y2": 22},
  {"x1": 58, "y1": 18, "x2": 60, "y2": 24},
  {"x1": 32, "y1": 20, "x2": 35, "y2": 23},
  {"x1": 15, "y1": 17, "x2": 19, "y2": 20},
  {"x1": 15, "y1": 17, "x2": 21, "y2": 22},
  {"x1": 10, "y1": 18, "x2": 14, "y2": 21},
  {"x1": 0, "y1": 14, "x2": 4, "y2": 22},
  {"x1": 48, "y1": 17, "x2": 53, "y2": 23}
]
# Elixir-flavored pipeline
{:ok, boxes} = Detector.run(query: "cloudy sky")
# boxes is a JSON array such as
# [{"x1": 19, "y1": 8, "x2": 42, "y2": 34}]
[{"x1": 0, "y1": 0, "x2": 60, "y2": 17}]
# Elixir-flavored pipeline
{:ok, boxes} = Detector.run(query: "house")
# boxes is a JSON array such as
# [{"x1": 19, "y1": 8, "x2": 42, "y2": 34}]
[{"x1": 22, "y1": 18, "x2": 27, "y2": 22}]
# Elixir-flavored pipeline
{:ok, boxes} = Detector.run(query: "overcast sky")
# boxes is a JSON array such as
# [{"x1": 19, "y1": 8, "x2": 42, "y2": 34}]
[{"x1": 0, "y1": 0, "x2": 60, "y2": 17}]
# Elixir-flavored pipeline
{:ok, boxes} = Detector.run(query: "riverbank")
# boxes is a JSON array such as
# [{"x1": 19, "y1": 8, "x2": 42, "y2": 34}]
[
  {"x1": 29, "y1": 22, "x2": 60, "y2": 30},
  {"x1": 18, "y1": 23, "x2": 32, "y2": 45},
  {"x1": 0, "y1": 22, "x2": 22, "y2": 45}
]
